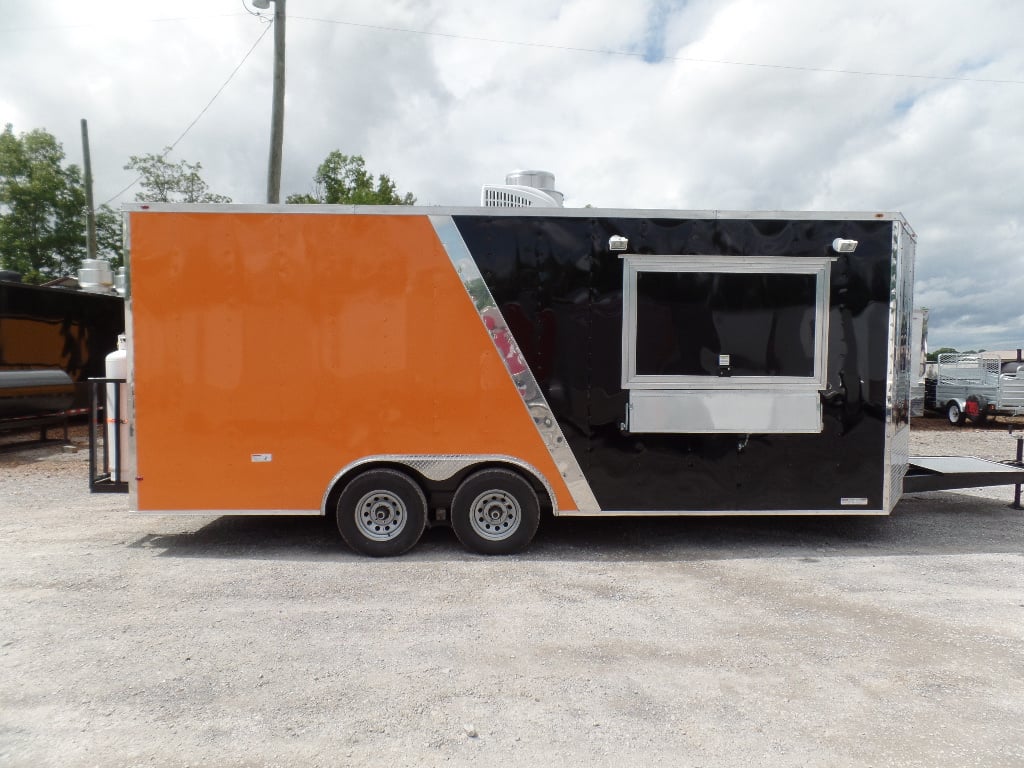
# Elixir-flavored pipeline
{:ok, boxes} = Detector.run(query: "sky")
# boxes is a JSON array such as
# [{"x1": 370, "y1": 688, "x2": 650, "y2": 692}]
[{"x1": 1, "y1": 0, "x2": 1022, "y2": 352}]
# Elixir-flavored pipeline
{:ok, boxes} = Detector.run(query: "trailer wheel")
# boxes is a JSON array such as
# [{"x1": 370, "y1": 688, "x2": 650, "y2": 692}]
[
  {"x1": 336, "y1": 469, "x2": 427, "y2": 557},
  {"x1": 451, "y1": 469, "x2": 540, "y2": 555},
  {"x1": 946, "y1": 401, "x2": 965, "y2": 426}
]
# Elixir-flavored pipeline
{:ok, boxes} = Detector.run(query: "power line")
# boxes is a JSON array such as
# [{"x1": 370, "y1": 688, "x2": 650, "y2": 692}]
[
  {"x1": 164, "y1": 22, "x2": 271, "y2": 158},
  {"x1": 290, "y1": 14, "x2": 1024, "y2": 86},
  {"x1": 101, "y1": 22, "x2": 272, "y2": 207}
]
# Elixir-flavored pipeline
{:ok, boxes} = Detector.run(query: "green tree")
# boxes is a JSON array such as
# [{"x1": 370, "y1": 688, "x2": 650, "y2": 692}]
[
  {"x1": 926, "y1": 347, "x2": 958, "y2": 362},
  {"x1": 286, "y1": 152, "x2": 415, "y2": 205},
  {"x1": 0, "y1": 124, "x2": 87, "y2": 282},
  {"x1": 95, "y1": 203, "x2": 123, "y2": 268},
  {"x1": 124, "y1": 150, "x2": 231, "y2": 203}
]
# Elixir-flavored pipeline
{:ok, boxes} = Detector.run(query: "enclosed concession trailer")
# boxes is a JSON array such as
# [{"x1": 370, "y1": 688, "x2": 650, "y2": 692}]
[{"x1": 110, "y1": 205, "x2": 946, "y2": 555}]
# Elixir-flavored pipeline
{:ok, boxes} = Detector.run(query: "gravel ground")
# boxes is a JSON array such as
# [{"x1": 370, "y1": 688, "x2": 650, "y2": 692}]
[{"x1": 1, "y1": 419, "x2": 1022, "y2": 767}]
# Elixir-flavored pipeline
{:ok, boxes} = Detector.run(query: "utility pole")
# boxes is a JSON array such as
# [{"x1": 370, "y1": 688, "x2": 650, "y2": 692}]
[
  {"x1": 80, "y1": 119, "x2": 98, "y2": 259},
  {"x1": 266, "y1": 0, "x2": 286, "y2": 203}
]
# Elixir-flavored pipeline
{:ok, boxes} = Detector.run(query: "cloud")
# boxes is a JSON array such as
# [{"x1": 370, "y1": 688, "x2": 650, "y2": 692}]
[{"x1": 3, "y1": 0, "x2": 1023, "y2": 350}]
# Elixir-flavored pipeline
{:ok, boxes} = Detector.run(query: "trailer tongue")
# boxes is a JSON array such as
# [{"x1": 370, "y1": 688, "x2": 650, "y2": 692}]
[{"x1": 905, "y1": 454, "x2": 1024, "y2": 495}]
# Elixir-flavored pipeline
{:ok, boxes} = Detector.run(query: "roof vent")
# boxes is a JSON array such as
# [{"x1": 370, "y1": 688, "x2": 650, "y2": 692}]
[
  {"x1": 481, "y1": 169, "x2": 564, "y2": 208},
  {"x1": 77, "y1": 258, "x2": 115, "y2": 293}
]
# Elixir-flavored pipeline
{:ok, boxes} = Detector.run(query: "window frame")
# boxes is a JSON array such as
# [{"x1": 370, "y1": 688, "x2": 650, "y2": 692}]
[{"x1": 621, "y1": 255, "x2": 834, "y2": 392}]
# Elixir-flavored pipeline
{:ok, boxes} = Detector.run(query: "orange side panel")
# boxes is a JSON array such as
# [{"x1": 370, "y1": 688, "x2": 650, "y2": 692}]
[{"x1": 128, "y1": 212, "x2": 575, "y2": 512}]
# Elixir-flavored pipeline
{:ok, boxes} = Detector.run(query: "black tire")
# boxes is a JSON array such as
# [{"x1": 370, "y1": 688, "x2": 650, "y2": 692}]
[
  {"x1": 947, "y1": 401, "x2": 965, "y2": 426},
  {"x1": 336, "y1": 469, "x2": 427, "y2": 557},
  {"x1": 450, "y1": 469, "x2": 541, "y2": 555}
]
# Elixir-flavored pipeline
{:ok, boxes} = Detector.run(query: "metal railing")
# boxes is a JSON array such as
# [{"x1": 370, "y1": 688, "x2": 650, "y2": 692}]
[
  {"x1": 0, "y1": 411, "x2": 70, "y2": 443},
  {"x1": 88, "y1": 378, "x2": 129, "y2": 493},
  {"x1": 1011, "y1": 432, "x2": 1024, "y2": 511},
  {"x1": 936, "y1": 353, "x2": 1001, "y2": 386}
]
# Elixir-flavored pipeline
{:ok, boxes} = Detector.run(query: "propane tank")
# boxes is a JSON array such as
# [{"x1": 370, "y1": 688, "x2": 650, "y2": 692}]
[{"x1": 105, "y1": 335, "x2": 129, "y2": 482}]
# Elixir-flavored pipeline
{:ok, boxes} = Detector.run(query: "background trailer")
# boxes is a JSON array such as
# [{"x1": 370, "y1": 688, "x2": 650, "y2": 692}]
[
  {"x1": 1, "y1": 278, "x2": 124, "y2": 441},
  {"x1": 113, "y1": 205, "x2": 1019, "y2": 555},
  {"x1": 0, "y1": 279, "x2": 124, "y2": 403}
]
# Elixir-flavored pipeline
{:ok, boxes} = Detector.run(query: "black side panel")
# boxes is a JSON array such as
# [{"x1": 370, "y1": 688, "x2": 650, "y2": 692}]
[
  {"x1": 0, "y1": 281, "x2": 125, "y2": 409},
  {"x1": 453, "y1": 215, "x2": 893, "y2": 512}
]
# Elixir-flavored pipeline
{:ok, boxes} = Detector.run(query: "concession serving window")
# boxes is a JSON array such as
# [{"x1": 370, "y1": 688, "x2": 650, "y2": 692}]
[{"x1": 621, "y1": 255, "x2": 834, "y2": 434}]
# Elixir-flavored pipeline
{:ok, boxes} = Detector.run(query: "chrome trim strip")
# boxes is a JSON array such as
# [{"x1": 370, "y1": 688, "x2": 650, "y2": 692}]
[
  {"x1": 883, "y1": 221, "x2": 915, "y2": 512},
  {"x1": 556, "y1": 508, "x2": 888, "y2": 517},
  {"x1": 131, "y1": 502, "x2": 889, "y2": 518},
  {"x1": 124, "y1": 211, "x2": 139, "y2": 514},
  {"x1": 882, "y1": 223, "x2": 898, "y2": 512},
  {"x1": 318, "y1": 454, "x2": 558, "y2": 516},
  {"x1": 122, "y1": 202, "x2": 910, "y2": 224},
  {"x1": 428, "y1": 215, "x2": 600, "y2": 513},
  {"x1": 129, "y1": 508, "x2": 320, "y2": 516}
]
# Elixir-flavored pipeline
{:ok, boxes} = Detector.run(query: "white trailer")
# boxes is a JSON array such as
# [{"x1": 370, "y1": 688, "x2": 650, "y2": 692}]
[
  {"x1": 935, "y1": 352, "x2": 1024, "y2": 425},
  {"x1": 909, "y1": 309, "x2": 928, "y2": 418}
]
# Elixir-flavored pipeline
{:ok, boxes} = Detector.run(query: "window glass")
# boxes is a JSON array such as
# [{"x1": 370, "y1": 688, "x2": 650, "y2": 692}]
[{"x1": 634, "y1": 271, "x2": 817, "y2": 378}]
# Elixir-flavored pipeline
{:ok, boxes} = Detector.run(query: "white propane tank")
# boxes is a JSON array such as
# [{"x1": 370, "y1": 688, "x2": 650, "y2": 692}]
[{"x1": 105, "y1": 335, "x2": 129, "y2": 482}]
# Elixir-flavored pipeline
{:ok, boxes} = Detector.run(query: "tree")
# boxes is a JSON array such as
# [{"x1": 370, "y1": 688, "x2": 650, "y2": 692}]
[
  {"x1": 926, "y1": 347, "x2": 958, "y2": 362},
  {"x1": 124, "y1": 150, "x2": 231, "y2": 203},
  {"x1": 0, "y1": 124, "x2": 87, "y2": 282},
  {"x1": 95, "y1": 203, "x2": 123, "y2": 268},
  {"x1": 286, "y1": 152, "x2": 415, "y2": 205}
]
